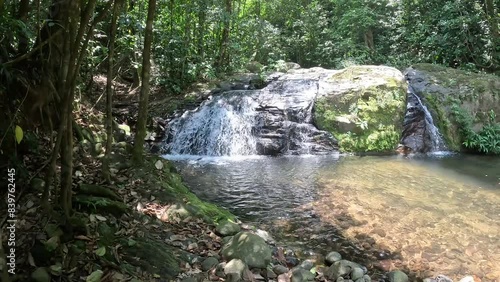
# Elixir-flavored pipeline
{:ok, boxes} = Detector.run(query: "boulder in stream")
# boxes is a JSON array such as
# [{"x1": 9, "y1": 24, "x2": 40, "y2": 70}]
[{"x1": 313, "y1": 65, "x2": 408, "y2": 153}]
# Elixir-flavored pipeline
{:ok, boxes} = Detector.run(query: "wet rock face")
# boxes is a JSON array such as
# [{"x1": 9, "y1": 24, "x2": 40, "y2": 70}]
[
  {"x1": 401, "y1": 63, "x2": 500, "y2": 152},
  {"x1": 400, "y1": 86, "x2": 434, "y2": 153},
  {"x1": 164, "y1": 69, "x2": 338, "y2": 156}
]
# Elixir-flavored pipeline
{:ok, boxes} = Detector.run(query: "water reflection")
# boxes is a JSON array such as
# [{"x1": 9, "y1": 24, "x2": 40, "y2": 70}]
[{"x1": 165, "y1": 154, "x2": 500, "y2": 281}]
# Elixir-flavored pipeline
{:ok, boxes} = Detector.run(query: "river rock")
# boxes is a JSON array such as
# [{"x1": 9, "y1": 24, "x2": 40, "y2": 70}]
[
  {"x1": 221, "y1": 231, "x2": 272, "y2": 269},
  {"x1": 325, "y1": 251, "x2": 342, "y2": 265},
  {"x1": 403, "y1": 64, "x2": 500, "y2": 152},
  {"x1": 224, "y1": 259, "x2": 247, "y2": 282},
  {"x1": 201, "y1": 257, "x2": 219, "y2": 271},
  {"x1": 314, "y1": 65, "x2": 407, "y2": 153},
  {"x1": 324, "y1": 260, "x2": 362, "y2": 280},
  {"x1": 291, "y1": 268, "x2": 316, "y2": 282},
  {"x1": 216, "y1": 220, "x2": 241, "y2": 236},
  {"x1": 215, "y1": 262, "x2": 227, "y2": 278},
  {"x1": 273, "y1": 265, "x2": 289, "y2": 275},
  {"x1": 299, "y1": 260, "x2": 314, "y2": 271},
  {"x1": 350, "y1": 267, "x2": 365, "y2": 280},
  {"x1": 387, "y1": 270, "x2": 409, "y2": 282}
]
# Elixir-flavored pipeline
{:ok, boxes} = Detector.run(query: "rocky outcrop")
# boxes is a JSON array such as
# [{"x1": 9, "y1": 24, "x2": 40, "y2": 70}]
[
  {"x1": 313, "y1": 66, "x2": 408, "y2": 152},
  {"x1": 403, "y1": 64, "x2": 500, "y2": 152}
]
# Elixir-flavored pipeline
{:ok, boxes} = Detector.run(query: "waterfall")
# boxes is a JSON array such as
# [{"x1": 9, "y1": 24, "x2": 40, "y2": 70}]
[
  {"x1": 410, "y1": 92, "x2": 446, "y2": 151},
  {"x1": 162, "y1": 77, "x2": 337, "y2": 156},
  {"x1": 165, "y1": 92, "x2": 259, "y2": 156},
  {"x1": 401, "y1": 85, "x2": 447, "y2": 153}
]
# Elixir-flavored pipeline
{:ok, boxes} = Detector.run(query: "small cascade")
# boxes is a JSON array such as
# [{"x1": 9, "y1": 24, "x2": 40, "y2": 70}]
[
  {"x1": 400, "y1": 85, "x2": 447, "y2": 153},
  {"x1": 165, "y1": 92, "x2": 259, "y2": 156},
  {"x1": 163, "y1": 76, "x2": 338, "y2": 156}
]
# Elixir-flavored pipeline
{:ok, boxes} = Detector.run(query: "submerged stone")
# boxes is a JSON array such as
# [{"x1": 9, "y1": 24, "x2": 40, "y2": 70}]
[{"x1": 387, "y1": 270, "x2": 409, "y2": 282}]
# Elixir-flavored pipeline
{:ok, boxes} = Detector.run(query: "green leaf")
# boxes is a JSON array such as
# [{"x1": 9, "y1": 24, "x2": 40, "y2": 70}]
[
  {"x1": 95, "y1": 246, "x2": 106, "y2": 257},
  {"x1": 15, "y1": 125, "x2": 23, "y2": 144},
  {"x1": 86, "y1": 270, "x2": 103, "y2": 282}
]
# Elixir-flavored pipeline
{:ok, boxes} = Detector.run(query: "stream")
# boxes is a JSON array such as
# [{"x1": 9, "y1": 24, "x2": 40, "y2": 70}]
[{"x1": 164, "y1": 153, "x2": 500, "y2": 281}]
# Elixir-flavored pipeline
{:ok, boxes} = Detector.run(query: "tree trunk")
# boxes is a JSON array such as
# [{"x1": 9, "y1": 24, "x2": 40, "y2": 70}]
[
  {"x1": 364, "y1": 29, "x2": 374, "y2": 51},
  {"x1": 485, "y1": 0, "x2": 499, "y2": 67},
  {"x1": 215, "y1": 0, "x2": 232, "y2": 71},
  {"x1": 103, "y1": 0, "x2": 121, "y2": 182},
  {"x1": 17, "y1": 0, "x2": 30, "y2": 55},
  {"x1": 132, "y1": 0, "x2": 156, "y2": 164}
]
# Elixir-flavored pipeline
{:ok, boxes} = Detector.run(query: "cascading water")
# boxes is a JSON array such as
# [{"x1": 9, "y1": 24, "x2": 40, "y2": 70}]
[
  {"x1": 163, "y1": 75, "x2": 338, "y2": 156},
  {"x1": 400, "y1": 84, "x2": 447, "y2": 153},
  {"x1": 164, "y1": 91, "x2": 259, "y2": 156}
]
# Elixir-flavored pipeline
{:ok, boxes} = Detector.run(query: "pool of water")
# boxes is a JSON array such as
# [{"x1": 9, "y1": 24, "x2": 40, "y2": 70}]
[{"x1": 164, "y1": 154, "x2": 500, "y2": 281}]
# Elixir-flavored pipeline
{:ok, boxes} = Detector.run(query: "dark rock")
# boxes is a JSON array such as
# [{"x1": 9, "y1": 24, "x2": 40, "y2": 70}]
[
  {"x1": 201, "y1": 257, "x2": 219, "y2": 271},
  {"x1": 273, "y1": 265, "x2": 289, "y2": 275},
  {"x1": 286, "y1": 256, "x2": 300, "y2": 267}
]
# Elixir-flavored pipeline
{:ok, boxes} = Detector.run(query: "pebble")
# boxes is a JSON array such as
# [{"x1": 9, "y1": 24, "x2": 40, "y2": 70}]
[{"x1": 325, "y1": 251, "x2": 342, "y2": 265}]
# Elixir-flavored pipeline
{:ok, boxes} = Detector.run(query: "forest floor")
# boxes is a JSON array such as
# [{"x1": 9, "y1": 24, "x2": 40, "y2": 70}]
[{"x1": 0, "y1": 74, "x2": 240, "y2": 282}]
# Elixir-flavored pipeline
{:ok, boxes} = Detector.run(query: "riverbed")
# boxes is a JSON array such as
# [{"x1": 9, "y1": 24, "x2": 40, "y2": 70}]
[{"x1": 164, "y1": 153, "x2": 500, "y2": 281}]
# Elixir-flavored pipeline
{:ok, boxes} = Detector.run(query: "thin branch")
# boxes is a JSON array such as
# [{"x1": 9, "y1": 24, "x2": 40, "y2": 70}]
[{"x1": 1, "y1": 30, "x2": 62, "y2": 66}]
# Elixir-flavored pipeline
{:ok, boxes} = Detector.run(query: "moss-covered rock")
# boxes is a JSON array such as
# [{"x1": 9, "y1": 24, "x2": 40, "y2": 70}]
[
  {"x1": 405, "y1": 64, "x2": 500, "y2": 152},
  {"x1": 314, "y1": 65, "x2": 407, "y2": 152}
]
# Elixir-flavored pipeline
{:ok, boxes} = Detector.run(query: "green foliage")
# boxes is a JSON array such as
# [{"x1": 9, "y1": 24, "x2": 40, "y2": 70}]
[{"x1": 452, "y1": 106, "x2": 500, "y2": 154}]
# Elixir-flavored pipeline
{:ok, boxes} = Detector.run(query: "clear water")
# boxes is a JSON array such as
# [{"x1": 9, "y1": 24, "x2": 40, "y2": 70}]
[{"x1": 165, "y1": 154, "x2": 500, "y2": 281}]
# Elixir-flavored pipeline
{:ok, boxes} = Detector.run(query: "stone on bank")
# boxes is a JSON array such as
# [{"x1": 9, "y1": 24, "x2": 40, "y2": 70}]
[{"x1": 220, "y1": 231, "x2": 272, "y2": 269}]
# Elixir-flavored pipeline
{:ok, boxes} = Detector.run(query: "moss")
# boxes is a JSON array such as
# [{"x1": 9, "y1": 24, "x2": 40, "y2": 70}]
[
  {"x1": 412, "y1": 63, "x2": 500, "y2": 152},
  {"x1": 314, "y1": 83, "x2": 407, "y2": 153},
  {"x1": 134, "y1": 155, "x2": 235, "y2": 223}
]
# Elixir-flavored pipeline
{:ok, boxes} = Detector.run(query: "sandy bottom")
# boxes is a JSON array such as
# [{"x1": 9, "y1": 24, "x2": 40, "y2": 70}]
[{"x1": 313, "y1": 157, "x2": 500, "y2": 281}]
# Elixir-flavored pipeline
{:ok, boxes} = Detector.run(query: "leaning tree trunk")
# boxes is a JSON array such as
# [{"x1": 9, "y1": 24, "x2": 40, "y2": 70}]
[{"x1": 132, "y1": 0, "x2": 156, "y2": 164}]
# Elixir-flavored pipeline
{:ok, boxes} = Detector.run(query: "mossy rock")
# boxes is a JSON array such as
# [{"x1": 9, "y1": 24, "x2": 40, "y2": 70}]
[
  {"x1": 406, "y1": 64, "x2": 500, "y2": 152},
  {"x1": 314, "y1": 65, "x2": 407, "y2": 153}
]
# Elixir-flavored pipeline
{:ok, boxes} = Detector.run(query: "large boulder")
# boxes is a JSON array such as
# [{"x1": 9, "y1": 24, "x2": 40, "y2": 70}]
[
  {"x1": 220, "y1": 231, "x2": 272, "y2": 269},
  {"x1": 403, "y1": 64, "x2": 500, "y2": 153},
  {"x1": 314, "y1": 65, "x2": 407, "y2": 152}
]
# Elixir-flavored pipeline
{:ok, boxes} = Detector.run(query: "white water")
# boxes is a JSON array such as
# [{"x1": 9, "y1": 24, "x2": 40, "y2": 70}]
[
  {"x1": 411, "y1": 92, "x2": 447, "y2": 152},
  {"x1": 165, "y1": 92, "x2": 259, "y2": 156}
]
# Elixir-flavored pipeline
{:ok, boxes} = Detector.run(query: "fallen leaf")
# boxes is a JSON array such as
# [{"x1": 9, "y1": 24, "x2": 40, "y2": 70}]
[
  {"x1": 86, "y1": 270, "x2": 103, "y2": 282},
  {"x1": 95, "y1": 215, "x2": 107, "y2": 221},
  {"x1": 95, "y1": 246, "x2": 106, "y2": 257}
]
